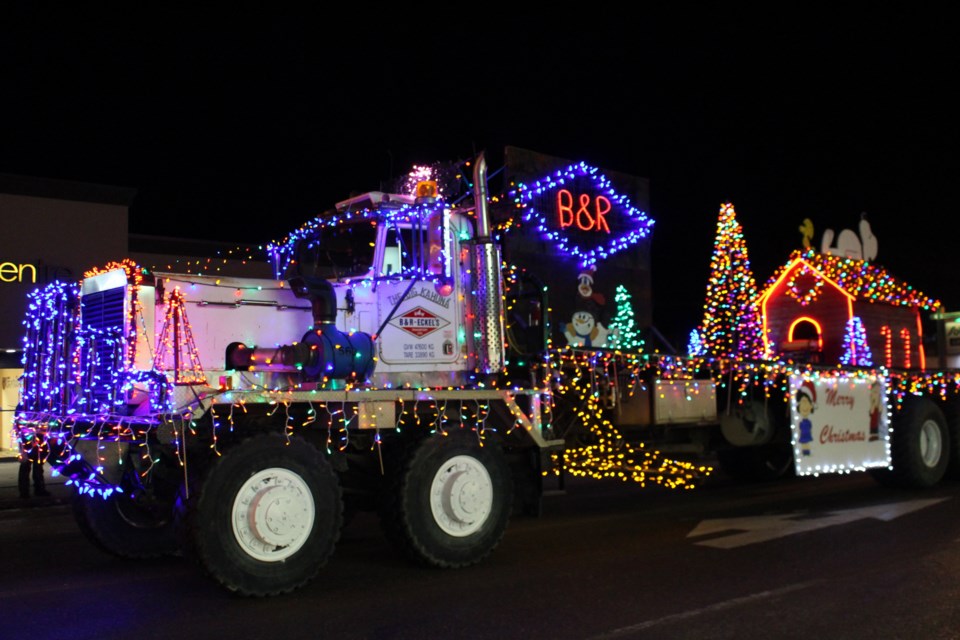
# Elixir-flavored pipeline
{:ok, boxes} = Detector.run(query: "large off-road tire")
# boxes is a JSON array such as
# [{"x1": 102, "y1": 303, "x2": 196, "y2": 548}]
[
  {"x1": 716, "y1": 443, "x2": 796, "y2": 483},
  {"x1": 941, "y1": 400, "x2": 960, "y2": 480},
  {"x1": 72, "y1": 483, "x2": 181, "y2": 559},
  {"x1": 380, "y1": 430, "x2": 513, "y2": 568},
  {"x1": 870, "y1": 397, "x2": 949, "y2": 489},
  {"x1": 189, "y1": 433, "x2": 343, "y2": 597}
]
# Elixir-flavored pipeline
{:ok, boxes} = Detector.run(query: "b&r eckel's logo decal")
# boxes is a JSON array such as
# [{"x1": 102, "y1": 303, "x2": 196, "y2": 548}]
[{"x1": 390, "y1": 306, "x2": 449, "y2": 338}]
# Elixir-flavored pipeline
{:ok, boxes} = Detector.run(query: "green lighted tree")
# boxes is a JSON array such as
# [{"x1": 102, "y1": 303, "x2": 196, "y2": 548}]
[{"x1": 607, "y1": 284, "x2": 644, "y2": 351}]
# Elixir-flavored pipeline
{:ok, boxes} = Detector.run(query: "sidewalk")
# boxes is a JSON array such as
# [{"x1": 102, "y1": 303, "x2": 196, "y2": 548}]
[{"x1": 0, "y1": 450, "x2": 71, "y2": 510}]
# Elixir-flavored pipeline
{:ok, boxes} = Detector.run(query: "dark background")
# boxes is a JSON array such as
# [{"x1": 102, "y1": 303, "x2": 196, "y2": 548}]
[{"x1": 2, "y1": 6, "x2": 956, "y2": 348}]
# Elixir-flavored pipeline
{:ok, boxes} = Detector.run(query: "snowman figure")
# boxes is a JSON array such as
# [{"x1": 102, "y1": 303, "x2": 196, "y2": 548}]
[{"x1": 565, "y1": 307, "x2": 609, "y2": 347}]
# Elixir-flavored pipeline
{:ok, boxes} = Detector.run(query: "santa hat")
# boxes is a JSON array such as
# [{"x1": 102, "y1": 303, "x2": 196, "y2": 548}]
[{"x1": 797, "y1": 380, "x2": 816, "y2": 405}]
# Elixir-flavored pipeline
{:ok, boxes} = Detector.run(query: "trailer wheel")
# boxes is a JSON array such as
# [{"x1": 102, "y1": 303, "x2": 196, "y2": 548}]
[
  {"x1": 871, "y1": 398, "x2": 949, "y2": 489},
  {"x1": 380, "y1": 430, "x2": 513, "y2": 568},
  {"x1": 73, "y1": 481, "x2": 180, "y2": 559},
  {"x1": 190, "y1": 433, "x2": 342, "y2": 596}
]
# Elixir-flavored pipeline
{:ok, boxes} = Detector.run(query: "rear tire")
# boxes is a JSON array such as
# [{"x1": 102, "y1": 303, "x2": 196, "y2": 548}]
[
  {"x1": 870, "y1": 398, "x2": 949, "y2": 489},
  {"x1": 190, "y1": 433, "x2": 343, "y2": 596},
  {"x1": 380, "y1": 430, "x2": 513, "y2": 568},
  {"x1": 942, "y1": 401, "x2": 960, "y2": 480}
]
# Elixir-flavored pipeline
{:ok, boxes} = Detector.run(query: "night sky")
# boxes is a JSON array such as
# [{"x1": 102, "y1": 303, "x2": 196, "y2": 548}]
[{"x1": 2, "y1": 7, "x2": 957, "y2": 346}]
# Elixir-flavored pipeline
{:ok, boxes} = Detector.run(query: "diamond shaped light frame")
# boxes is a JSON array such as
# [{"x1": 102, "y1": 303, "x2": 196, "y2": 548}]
[{"x1": 515, "y1": 161, "x2": 654, "y2": 268}]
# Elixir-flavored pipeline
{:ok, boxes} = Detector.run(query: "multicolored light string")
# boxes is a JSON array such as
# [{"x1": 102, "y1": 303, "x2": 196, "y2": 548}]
[
  {"x1": 511, "y1": 161, "x2": 654, "y2": 269},
  {"x1": 763, "y1": 249, "x2": 941, "y2": 311},
  {"x1": 698, "y1": 203, "x2": 765, "y2": 359},
  {"x1": 152, "y1": 287, "x2": 208, "y2": 385}
]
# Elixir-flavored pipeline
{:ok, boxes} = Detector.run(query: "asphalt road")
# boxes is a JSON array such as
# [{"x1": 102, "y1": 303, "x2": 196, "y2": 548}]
[{"x1": 2, "y1": 468, "x2": 960, "y2": 640}]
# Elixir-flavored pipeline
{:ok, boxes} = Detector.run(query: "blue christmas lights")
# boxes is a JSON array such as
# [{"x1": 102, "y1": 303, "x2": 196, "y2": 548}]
[
  {"x1": 840, "y1": 316, "x2": 874, "y2": 367},
  {"x1": 267, "y1": 200, "x2": 451, "y2": 281},
  {"x1": 19, "y1": 280, "x2": 80, "y2": 413},
  {"x1": 512, "y1": 161, "x2": 654, "y2": 268}
]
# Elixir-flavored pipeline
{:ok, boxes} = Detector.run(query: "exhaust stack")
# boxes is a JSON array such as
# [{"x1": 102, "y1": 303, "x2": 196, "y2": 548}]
[{"x1": 471, "y1": 153, "x2": 505, "y2": 374}]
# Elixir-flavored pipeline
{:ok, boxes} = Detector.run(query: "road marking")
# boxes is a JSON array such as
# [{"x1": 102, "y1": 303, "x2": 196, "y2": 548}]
[
  {"x1": 588, "y1": 581, "x2": 820, "y2": 638},
  {"x1": 688, "y1": 498, "x2": 949, "y2": 549}
]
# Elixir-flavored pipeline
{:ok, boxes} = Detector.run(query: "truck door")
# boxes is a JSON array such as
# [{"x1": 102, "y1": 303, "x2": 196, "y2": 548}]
[{"x1": 376, "y1": 215, "x2": 462, "y2": 367}]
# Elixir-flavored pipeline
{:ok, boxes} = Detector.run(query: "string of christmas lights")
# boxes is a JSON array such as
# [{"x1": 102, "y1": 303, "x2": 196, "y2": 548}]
[
  {"x1": 839, "y1": 316, "x2": 873, "y2": 367},
  {"x1": 607, "y1": 284, "x2": 644, "y2": 351},
  {"x1": 511, "y1": 161, "x2": 654, "y2": 269},
  {"x1": 152, "y1": 287, "x2": 208, "y2": 385},
  {"x1": 763, "y1": 249, "x2": 941, "y2": 311},
  {"x1": 697, "y1": 203, "x2": 765, "y2": 359},
  {"x1": 15, "y1": 161, "x2": 960, "y2": 503}
]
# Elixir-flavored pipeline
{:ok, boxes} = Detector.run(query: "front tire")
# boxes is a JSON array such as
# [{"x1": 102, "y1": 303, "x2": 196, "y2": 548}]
[
  {"x1": 73, "y1": 484, "x2": 180, "y2": 559},
  {"x1": 380, "y1": 430, "x2": 513, "y2": 568},
  {"x1": 190, "y1": 434, "x2": 343, "y2": 596}
]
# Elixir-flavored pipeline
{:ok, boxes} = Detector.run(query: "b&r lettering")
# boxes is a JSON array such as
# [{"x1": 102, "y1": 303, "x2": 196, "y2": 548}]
[{"x1": 557, "y1": 190, "x2": 611, "y2": 233}]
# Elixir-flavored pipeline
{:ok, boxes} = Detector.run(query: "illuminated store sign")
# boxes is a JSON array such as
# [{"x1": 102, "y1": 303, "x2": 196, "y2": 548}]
[
  {"x1": 0, "y1": 261, "x2": 37, "y2": 283},
  {"x1": 0, "y1": 261, "x2": 73, "y2": 284}
]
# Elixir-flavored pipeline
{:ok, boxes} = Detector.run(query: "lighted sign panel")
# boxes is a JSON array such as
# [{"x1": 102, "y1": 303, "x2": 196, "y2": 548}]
[
  {"x1": 0, "y1": 192, "x2": 130, "y2": 355},
  {"x1": 377, "y1": 280, "x2": 460, "y2": 366},
  {"x1": 789, "y1": 372, "x2": 890, "y2": 475},
  {"x1": 502, "y1": 148, "x2": 654, "y2": 340},
  {"x1": 516, "y1": 162, "x2": 654, "y2": 268}
]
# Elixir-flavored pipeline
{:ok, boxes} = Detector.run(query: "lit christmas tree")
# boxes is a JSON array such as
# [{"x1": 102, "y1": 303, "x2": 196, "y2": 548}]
[
  {"x1": 698, "y1": 203, "x2": 765, "y2": 359},
  {"x1": 687, "y1": 327, "x2": 706, "y2": 357},
  {"x1": 840, "y1": 316, "x2": 873, "y2": 367},
  {"x1": 153, "y1": 287, "x2": 208, "y2": 384},
  {"x1": 607, "y1": 284, "x2": 643, "y2": 351}
]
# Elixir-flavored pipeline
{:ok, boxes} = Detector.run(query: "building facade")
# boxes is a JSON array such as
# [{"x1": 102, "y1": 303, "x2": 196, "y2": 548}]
[{"x1": 0, "y1": 174, "x2": 270, "y2": 452}]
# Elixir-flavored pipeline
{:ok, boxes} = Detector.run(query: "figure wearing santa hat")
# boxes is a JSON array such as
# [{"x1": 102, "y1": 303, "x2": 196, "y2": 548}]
[
  {"x1": 795, "y1": 380, "x2": 817, "y2": 456},
  {"x1": 564, "y1": 266, "x2": 609, "y2": 347}
]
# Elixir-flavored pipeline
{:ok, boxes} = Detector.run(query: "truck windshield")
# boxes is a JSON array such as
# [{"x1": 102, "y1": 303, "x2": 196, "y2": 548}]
[{"x1": 295, "y1": 221, "x2": 377, "y2": 279}]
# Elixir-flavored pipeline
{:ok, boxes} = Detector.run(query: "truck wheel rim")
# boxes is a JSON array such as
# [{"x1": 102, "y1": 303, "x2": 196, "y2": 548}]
[
  {"x1": 429, "y1": 455, "x2": 493, "y2": 537},
  {"x1": 920, "y1": 419, "x2": 943, "y2": 468},
  {"x1": 231, "y1": 468, "x2": 315, "y2": 561}
]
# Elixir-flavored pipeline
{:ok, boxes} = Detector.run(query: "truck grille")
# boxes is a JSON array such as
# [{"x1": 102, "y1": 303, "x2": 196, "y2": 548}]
[{"x1": 80, "y1": 286, "x2": 127, "y2": 411}]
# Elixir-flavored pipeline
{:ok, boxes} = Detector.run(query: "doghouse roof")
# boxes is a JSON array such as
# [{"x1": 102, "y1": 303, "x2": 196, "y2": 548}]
[{"x1": 760, "y1": 249, "x2": 941, "y2": 310}]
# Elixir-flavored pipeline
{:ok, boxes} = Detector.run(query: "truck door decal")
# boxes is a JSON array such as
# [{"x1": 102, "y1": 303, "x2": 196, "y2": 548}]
[
  {"x1": 390, "y1": 306, "x2": 449, "y2": 338},
  {"x1": 377, "y1": 281, "x2": 459, "y2": 365}
]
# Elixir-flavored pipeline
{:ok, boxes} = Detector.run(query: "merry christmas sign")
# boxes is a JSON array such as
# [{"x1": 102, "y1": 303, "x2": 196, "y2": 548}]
[{"x1": 788, "y1": 372, "x2": 890, "y2": 475}]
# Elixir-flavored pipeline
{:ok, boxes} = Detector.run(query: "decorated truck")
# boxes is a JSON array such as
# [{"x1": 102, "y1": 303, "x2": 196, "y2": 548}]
[{"x1": 13, "y1": 147, "x2": 960, "y2": 597}]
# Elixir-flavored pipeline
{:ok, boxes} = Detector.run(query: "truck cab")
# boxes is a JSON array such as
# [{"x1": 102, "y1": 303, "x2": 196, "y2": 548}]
[{"x1": 268, "y1": 185, "x2": 483, "y2": 388}]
